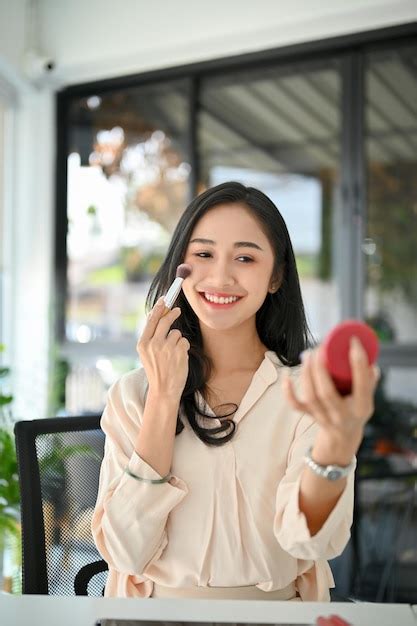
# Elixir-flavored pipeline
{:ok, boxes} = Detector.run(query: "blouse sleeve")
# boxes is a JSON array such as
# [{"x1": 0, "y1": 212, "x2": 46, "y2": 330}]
[
  {"x1": 273, "y1": 413, "x2": 356, "y2": 561},
  {"x1": 91, "y1": 369, "x2": 188, "y2": 577}
]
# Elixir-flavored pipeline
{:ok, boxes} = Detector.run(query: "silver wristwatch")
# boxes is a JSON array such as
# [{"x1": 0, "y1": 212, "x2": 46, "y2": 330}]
[{"x1": 304, "y1": 446, "x2": 355, "y2": 481}]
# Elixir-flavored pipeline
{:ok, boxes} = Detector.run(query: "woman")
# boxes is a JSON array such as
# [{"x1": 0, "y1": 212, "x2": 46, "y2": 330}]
[{"x1": 92, "y1": 181, "x2": 379, "y2": 600}]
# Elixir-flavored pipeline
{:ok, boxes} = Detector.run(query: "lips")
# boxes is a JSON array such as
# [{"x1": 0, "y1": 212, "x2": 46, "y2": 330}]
[
  {"x1": 198, "y1": 291, "x2": 243, "y2": 298},
  {"x1": 198, "y1": 292, "x2": 243, "y2": 308}
]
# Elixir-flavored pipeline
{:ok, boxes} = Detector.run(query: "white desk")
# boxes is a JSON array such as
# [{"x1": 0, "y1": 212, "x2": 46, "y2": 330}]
[{"x1": 1, "y1": 595, "x2": 416, "y2": 626}]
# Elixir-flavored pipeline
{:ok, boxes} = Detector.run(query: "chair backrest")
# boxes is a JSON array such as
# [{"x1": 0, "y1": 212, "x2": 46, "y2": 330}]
[
  {"x1": 352, "y1": 470, "x2": 417, "y2": 603},
  {"x1": 14, "y1": 415, "x2": 108, "y2": 596}
]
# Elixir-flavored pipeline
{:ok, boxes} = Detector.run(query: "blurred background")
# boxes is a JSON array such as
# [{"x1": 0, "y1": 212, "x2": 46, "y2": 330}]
[{"x1": 0, "y1": 0, "x2": 416, "y2": 603}]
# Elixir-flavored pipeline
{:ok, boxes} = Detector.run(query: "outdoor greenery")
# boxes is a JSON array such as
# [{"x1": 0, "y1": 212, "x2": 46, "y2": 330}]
[
  {"x1": 0, "y1": 429, "x2": 20, "y2": 548},
  {"x1": 367, "y1": 162, "x2": 417, "y2": 305},
  {"x1": 0, "y1": 344, "x2": 19, "y2": 544},
  {"x1": 0, "y1": 343, "x2": 21, "y2": 593}
]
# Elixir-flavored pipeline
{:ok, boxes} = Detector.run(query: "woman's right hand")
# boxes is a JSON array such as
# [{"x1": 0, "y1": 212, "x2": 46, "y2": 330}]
[{"x1": 137, "y1": 296, "x2": 191, "y2": 400}]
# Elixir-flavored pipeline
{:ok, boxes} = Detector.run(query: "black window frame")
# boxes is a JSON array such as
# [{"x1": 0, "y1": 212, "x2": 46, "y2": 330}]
[{"x1": 55, "y1": 21, "x2": 417, "y2": 369}]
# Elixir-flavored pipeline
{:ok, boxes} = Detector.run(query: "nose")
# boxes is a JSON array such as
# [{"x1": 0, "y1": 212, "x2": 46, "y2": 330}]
[{"x1": 207, "y1": 258, "x2": 236, "y2": 289}]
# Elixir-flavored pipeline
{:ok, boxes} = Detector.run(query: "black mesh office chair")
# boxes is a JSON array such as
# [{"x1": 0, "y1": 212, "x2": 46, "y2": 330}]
[
  {"x1": 351, "y1": 467, "x2": 417, "y2": 603},
  {"x1": 14, "y1": 415, "x2": 357, "y2": 600},
  {"x1": 14, "y1": 415, "x2": 108, "y2": 596}
]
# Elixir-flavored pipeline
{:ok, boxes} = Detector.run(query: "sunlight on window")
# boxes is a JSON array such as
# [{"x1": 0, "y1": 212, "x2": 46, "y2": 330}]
[{"x1": 66, "y1": 85, "x2": 190, "y2": 348}]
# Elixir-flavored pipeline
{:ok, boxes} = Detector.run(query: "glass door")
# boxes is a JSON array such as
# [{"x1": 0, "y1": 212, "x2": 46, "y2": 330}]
[{"x1": 199, "y1": 59, "x2": 343, "y2": 340}]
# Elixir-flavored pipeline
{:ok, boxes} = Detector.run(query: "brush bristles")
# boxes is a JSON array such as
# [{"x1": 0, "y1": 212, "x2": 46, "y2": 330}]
[{"x1": 176, "y1": 263, "x2": 192, "y2": 279}]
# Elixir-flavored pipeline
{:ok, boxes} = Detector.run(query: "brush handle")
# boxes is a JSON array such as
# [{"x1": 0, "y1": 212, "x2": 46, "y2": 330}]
[{"x1": 163, "y1": 276, "x2": 183, "y2": 309}]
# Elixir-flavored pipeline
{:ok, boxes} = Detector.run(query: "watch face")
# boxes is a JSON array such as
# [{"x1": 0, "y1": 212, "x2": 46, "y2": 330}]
[{"x1": 327, "y1": 469, "x2": 342, "y2": 481}]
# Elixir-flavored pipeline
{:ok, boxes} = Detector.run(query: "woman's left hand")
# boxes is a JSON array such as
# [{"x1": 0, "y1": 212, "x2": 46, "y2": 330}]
[{"x1": 283, "y1": 337, "x2": 380, "y2": 452}]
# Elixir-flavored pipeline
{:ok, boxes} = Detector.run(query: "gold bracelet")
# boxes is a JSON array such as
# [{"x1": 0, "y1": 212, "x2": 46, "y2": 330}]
[{"x1": 124, "y1": 466, "x2": 171, "y2": 484}]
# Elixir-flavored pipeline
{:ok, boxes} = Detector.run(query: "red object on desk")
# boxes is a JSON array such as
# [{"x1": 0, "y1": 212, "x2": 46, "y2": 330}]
[
  {"x1": 374, "y1": 438, "x2": 402, "y2": 455},
  {"x1": 316, "y1": 615, "x2": 352, "y2": 625},
  {"x1": 322, "y1": 320, "x2": 379, "y2": 396}
]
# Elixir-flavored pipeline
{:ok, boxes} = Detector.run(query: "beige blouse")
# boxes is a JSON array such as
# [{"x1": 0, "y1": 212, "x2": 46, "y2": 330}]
[{"x1": 91, "y1": 350, "x2": 355, "y2": 600}]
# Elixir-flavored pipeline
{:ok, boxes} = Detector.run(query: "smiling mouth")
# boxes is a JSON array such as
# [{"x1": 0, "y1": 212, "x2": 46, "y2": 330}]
[{"x1": 198, "y1": 292, "x2": 243, "y2": 306}]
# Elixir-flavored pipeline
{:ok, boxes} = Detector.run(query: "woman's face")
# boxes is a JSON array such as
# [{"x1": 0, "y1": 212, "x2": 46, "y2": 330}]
[{"x1": 181, "y1": 203, "x2": 277, "y2": 331}]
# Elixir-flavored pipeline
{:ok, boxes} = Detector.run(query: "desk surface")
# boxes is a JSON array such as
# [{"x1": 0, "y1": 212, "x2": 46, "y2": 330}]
[{"x1": 1, "y1": 595, "x2": 416, "y2": 626}]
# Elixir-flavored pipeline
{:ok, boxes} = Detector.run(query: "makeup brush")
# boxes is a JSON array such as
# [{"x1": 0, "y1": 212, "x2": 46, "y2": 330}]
[{"x1": 162, "y1": 263, "x2": 192, "y2": 312}]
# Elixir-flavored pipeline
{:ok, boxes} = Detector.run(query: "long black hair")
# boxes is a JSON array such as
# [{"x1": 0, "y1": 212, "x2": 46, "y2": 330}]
[{"x1": 145, "y1": 181, "x2": 313, "y2": 446}]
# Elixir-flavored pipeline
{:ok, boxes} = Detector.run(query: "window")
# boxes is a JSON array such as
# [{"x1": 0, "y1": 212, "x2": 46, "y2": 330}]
[
  {"x1": 364, "y1": 45, "x2": 417, "y2": 345},
  {"x1": 199, "y1": 60, "x2": 342, "y2": 339},
  {"x1": 66, "y1": 81, "x2": 191, "y2": 345},
  {"x1": 57, "y1": 27, "x2": 417, "y2": 416},
  {"x1": 59, "y1": 81, "x2": 191, "y2": 410}
]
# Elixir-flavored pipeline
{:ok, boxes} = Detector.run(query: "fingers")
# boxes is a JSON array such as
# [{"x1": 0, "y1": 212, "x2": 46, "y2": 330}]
[
  {"x1": 178, "y1": 336, "x2": 191, "y2": 352},
  {"x1": 373, "y1": 364, "x2": 381, "y2": 387},
  {"x1": 299, "y1": 350, "x2": 329, "y2": 426},
  {"x1": 350, "y1": 336, "x2": 376, "y2": 418},
  {"x1": 140, "y1": 297, "x2": 181, "y2": 343},
  {"x1": 166, "y1": 328, "x2": 183, "y2": 345},
  {"x1": 166, "y1": 329, "x2": 190, "y2": 354},
  {"x1": 284, "y1": 338, "x2": 380, "y2": 436},
  {"x1": 284, "y1": 348, "x2": 347, "y2": 428},
  {"x1": 140, "y1": 296, "x2": 166, "y2": 342},
  {"x1": 282, "y1": 350, "x2": 330, "y2": 425},
  {"x1": 310, "y1": 346, "x2": 345, "y2": 421},
  {"x1": 153, "y1": 307, "x2": 182, "y2": 341}
]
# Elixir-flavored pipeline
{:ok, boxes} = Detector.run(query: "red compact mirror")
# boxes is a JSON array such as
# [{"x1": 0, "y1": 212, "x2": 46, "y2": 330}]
[{"x1": 322, "y1": 320, "x2": 379, "y2": 396}]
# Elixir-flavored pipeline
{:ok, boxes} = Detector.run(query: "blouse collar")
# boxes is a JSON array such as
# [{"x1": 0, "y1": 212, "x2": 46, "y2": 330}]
[{"x1": 193, "y1": 349, "x2": 284, "y2": 427}]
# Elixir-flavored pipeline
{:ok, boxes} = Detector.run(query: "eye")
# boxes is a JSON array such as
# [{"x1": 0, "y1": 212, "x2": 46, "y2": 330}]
[
  {"x1": 193, "y1": 252, "x2": 254, "y2": 263},
  {"x1": 194, "y1": 252, "x2": 212, "y2": 258}
]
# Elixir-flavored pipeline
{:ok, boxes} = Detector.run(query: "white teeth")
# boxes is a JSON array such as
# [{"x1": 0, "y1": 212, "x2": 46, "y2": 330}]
[{"x1": 204, "y1": 293, "x2": 239, "y2": 304}]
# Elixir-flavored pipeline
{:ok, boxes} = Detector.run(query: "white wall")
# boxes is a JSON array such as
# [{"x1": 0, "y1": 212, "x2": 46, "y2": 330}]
[
  {"x1": 0, "y1": 0, "x2": 54, "y2": 420},
  {"x1": 0, "y1": 0, "x2": 26, "y2": 79},
  {"x1": 0, "y1": 83, "x2": 55, "y2": 421},
  {"x1": 15, "y1": 0, "x2": 417, "y2": 86},
  {"x1": 10, "y1": 89, "x2": 55, "y2": 420}
]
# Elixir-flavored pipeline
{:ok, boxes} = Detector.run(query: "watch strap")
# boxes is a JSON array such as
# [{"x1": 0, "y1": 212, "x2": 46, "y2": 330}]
[{"x1": 304, "y1": 446, "x2": 355, "y2": 481}]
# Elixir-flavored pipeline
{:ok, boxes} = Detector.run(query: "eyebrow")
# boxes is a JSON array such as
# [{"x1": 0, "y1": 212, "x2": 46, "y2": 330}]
[{"x1": 189, "y1": 237, "x2": 264, "y2": 251}]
